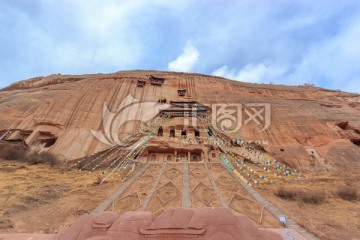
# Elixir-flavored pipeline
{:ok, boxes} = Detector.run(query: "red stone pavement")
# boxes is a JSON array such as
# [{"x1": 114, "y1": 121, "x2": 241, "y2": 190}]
[{"x1": 0, "y1": 208, "x2": 307, "y2": 240}]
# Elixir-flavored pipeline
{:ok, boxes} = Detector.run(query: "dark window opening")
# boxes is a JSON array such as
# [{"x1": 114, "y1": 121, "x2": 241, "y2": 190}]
[
  {"x1": 158, "y1": 127, "x2": 163, "y2": 136},
  {"x1": 192, "y1": 155, "x2": 200, "y2": 162},
  {"x1": 169, "y1": 127, "x2": 175, "y2": 137},
  {"x1": 150, "y1": 154, "x2": 156, "y2": 161},
  {"x1": 195, "y1": 129, "x2": 200, "y2": 137},
  {"x1": 280, "y1": 148, "x2": 284, "y2": 152},
  {"x1": 40, "y1": 138, "x2": 57, "y2": 148},
  {"x1": 181, "y1": 129, "x2": 187, "y2": 138}
]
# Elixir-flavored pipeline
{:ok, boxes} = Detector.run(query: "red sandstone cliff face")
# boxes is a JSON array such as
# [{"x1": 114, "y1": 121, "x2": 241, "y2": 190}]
[{"x1": 0, "y1": 70, "x2": 359, "y2": 169}]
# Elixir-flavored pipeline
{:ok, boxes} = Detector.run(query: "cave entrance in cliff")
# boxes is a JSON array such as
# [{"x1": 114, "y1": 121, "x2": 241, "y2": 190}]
[
  {"x1": 32, "y1": 132, "x2": 57, "y2": 148},
  {"x1": 189, "y1": 150, "x2": 202, "y2": 162},
  {"x1": 181, "y1": 129, "x2": 187, "y2": 138},
  {"x1": 8, "y1": 130, "x2": 33, "y2": 142},
  {"x1": 166, "y1": 155, "x2": 173, "y2": 162},
  {"x1": 350, "y1": 138, "x2": 360, "y2": 147},
  {"x1": 169, "y1": 126, "x2": 175, "y2": 137},
  {"x1": 40, "y1": 138, "x2": 57, "y2": 148},
  {"x1": 178, "y1": 153, "x2": 187, "y2": 162},
  {"x1": 158, "y1": 127, "x2": 163, "y2": 136},
  {"x1": 149, "y1": 154, "x2": 157, "y2": 162},
  {"x1": 192, "y1": 155, "x2": 199, "y2": 162},
  {"x1": 194, "y1": 128, "x2": 200, "y2": 137},
  {"x1": 335, "y1": 122, "x2": 350, "y2": 130}
]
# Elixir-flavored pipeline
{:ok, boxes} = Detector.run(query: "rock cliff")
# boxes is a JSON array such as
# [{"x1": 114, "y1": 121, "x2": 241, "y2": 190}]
[{"x1": 0, "y1": 70, "x2": 359, "y2": 169}]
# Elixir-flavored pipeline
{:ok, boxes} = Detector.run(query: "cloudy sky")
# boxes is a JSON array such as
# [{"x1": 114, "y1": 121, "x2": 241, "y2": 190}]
[{"x1": 1, "y1": 0, "x2": 360, "y2": 93}]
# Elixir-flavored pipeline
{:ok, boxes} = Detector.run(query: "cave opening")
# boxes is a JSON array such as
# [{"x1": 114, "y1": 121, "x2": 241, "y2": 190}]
[
  {"x1": 194, "y1": 128, "x2": 200, "y2": 137},
  {"x1": 158, "y1": 127, "x2": 163, "y2": 136},
  {"x1": 336, "y1": 122, "x2": 350, "y2": 130},
  {"x1": 40, "y1": 138, "x2": 57, "y2": 148},
  {"x1": 350, "y1": 138, "x2": 360, "y2": 147},
  {"x1": 181, "y1": 129, "x2": 187, "y2": 138},
  {"x1": 169, "y1": 126, "x2": 175, "y2": 137}
]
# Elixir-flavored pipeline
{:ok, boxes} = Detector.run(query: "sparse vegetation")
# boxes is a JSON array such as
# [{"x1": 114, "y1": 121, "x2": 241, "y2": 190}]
[
  {"x1": 260, "y1": 169, "x2": 360, "y2": 240},
  {"x1": 0, "y1": 143, "x2": 58, "y2": 166},
  {"x1": 275, "y1": 186, "x2": 297, "y2": 200},
  {"x1": 25, "y1": 151, "x2": 58, "y2": 166},
  {"x1": 336, "y1": 186, "x2": 358, "y2": 201},
  {"x1": 0, "y1": 144, "x2": 27, "y2": 160},
  {"x1": 0, "y1": 218, "x2": 13, "y2": 229},
  {"x1": 0, "y1": 160, "x2": 119, "y2": 233},
  {"x1": 93, "y1": 176, "x2": 104, "y2": 185},
  {"x1": 300, "y1": 190, "x2": 326, "y2": 204},
  {"x1": 275, "y1": 187, "x2": 326, "y2": 204}
]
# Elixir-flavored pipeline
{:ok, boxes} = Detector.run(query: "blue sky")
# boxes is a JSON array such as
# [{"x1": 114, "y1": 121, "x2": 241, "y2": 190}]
[{"x1": 1, "y1": 0, "x2": 360, "y2": 93}]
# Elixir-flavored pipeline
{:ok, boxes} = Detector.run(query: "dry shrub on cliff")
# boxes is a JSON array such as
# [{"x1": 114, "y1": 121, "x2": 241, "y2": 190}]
[
  {"x1": 0, "y1": 144, "x2": 27, "y2": 160},
  {"x1": 336, "y1": 186, "x2": 358, "y2": 201},
  {"x1": 276, "y1": 187, "x2": 326, "y2": 204},
  {"x1": 300, "y1": 190, "x2": 326, "y2": 204},
  {"x1": 0, "y1": 218, "x2": 13, "y2": 229},
  {"x1": 275, "y1": 186, "x2": 297, "y2": 200},
  {"x1": 26, "y1": 151, "x2": 59, "y2": 166},
  {"x1": 0, "y1": 143, "x2": 59, "y2": 166}
]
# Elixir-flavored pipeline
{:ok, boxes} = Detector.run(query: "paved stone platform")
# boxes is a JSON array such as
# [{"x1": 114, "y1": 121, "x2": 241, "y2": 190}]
[
  {"x1": 0, "y1": 233, "x2": 54, "y2": 240},
  {"x1": 90, "y1": 162, "x2": 317, "y2": 240}
]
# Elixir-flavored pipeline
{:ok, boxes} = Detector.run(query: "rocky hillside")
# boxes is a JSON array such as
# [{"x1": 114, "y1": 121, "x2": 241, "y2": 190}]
[{"x1": 0, "y1": 70, "x2": 359, "y2": 169}]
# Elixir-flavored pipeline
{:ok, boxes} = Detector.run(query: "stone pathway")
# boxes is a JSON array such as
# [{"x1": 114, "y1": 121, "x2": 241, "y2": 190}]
[
  {"x1": 139, "y1": 162, "x2": 167, "y2": 211},
  {"x1": 182, "y1": 162, "x2": 191, "y2": 208},
  {"x1": 220, "y1": 161, "x2": 318, "y2": 240},
  {"x1": 91, "y1": 163, "x2": 150, "y2": 214},
  {"x1": 203, "y1": 162, "x2": 228, "y2": 208}
]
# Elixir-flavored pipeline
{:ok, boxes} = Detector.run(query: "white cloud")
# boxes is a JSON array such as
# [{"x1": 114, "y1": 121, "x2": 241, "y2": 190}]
[
  {"x1": 284, "y1": 16, "x2": 360, "y2": 91},
  {"x1": 212, "y1": 64, "x2": 285, "y2": 83},
  {"x1": 168, "y1": 41, "x2": 199, "y2": 72},
  {"x1": 1, "y1": 0, "x2": 360, "y2": 93}
]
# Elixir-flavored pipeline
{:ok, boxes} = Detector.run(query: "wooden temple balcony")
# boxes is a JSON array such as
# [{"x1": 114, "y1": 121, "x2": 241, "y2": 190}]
[
  {"x1": 137, "y1": 80, "x2": 146, "y2": 87},
  {"x1": 170, "y1": 101, "x2": 207, "y2": 110},
  {"x1": 149, "y1": 75, "x2": 165, "y2": 86},
  {"x1": 159, "y1": 109, "x2": 207, "y2": 118},
  {"x1": 177, "y1": 89, "x2": 187, "y2": 96}
]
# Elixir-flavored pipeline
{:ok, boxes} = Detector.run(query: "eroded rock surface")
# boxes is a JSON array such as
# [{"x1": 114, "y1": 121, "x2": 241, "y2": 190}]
[{"x1": 0, "y1": 70, "x2": 359, "y2": 169}]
